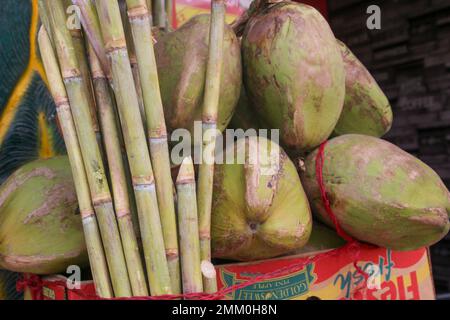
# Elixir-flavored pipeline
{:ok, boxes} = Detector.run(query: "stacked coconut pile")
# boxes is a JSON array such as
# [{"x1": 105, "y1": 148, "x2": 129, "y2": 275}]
[{"x1": 0, "y1": 0, "x2": 449, "y2": 299}]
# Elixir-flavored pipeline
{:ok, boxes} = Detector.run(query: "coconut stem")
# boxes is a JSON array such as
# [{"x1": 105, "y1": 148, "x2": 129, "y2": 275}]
[
  {"x1": 87, "y1": 44, "x2": 148, "y2": 296},
  {"x1": 126, "y1": 0, "x2": 181, "y2": 294},
  {"x1": 177, "y1": 157, "x2": 203, "y2": 295},
  {"x1": 197, "y1": 0, "x2": 226, "y2": 293},
  {"x1": 95, "y1": 0, "x2": 172, "y2": 296},
  {"x1": 45, "y1": 0, "x2": 131, "y2": 297},
  {"x1": 37, "y1": 26, "x2": 113, "y2": 298}
]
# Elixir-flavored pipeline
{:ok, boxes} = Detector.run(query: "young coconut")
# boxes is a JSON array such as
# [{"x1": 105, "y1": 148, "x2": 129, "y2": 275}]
[
  {"x1": 333, "y1": 40, "x2": 393, "y2": 137},
  {"x1": 300, "y1": 134, "x2": 450, "y2": 250},
  {"x1": 291, "y1": 222, "x2": 345, "y2": 255},
  {"x1": 241, "y1": 2, "x2": 345, "y2": 153},
  {"x1": 0, "y1": 156, "x2": 88, "y2": 274},
  {"x1": 228, "y1": 87, "x2": 266, "y2": 131},
  {"x1": 154, "y1": 14, "x2": 242, "y2": 138},
  {"x1": 211, "y1": 136, "x2": 312, "y2": 261}
]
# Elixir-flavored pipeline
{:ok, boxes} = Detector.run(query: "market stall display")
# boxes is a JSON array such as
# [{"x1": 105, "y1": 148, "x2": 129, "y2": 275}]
[{"x1": 0, "y1": 0, "x2": 448, "y2": 301}]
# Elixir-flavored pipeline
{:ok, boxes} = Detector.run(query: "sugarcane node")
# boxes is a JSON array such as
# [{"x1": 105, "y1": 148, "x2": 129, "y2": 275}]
[
  {"x1": 166, "y1": 249, "x2": 180, "y2": 260},
  {"x1": 199, "y1": 231, "x2": 211, "y2": 240},
  {"x1": 104, "y1": 38, "x2": 128, "y2": 55},
  {"x1": 69, "y1": 29, "x2": 83, "y2": 38},
  {"x1": 92, "y1": 196, "x2": 113, "y2": 206},
  {"x1": 81, "y1": 209, "x2": 96, "y2": 219},
  {"x1": 61, "y1": 68, "x2": 82, "y2": 80},
  {"x1": 176, "y1": 177, "x2": 195, "y2": 185},
  {"x1": 132, "y1": 182, "x2": 156, "y2": 192},
  {"x1": 54, "y1": 98, "x2": 70, "y2": 109},
  {"x1": 62, "y1": 75, "x2": 84, "y2": 86},
  {"x1": 91, "y1": 72, "x2": 107, "y2": 80},
  {"x1": 116, "y1": 210, "x2": 132, "y2": 219},
  {"x1": 148, "y1": 129, "x2": 168, "y2": 139},
  {"x1": 127, "y1": 5, "x2": 151, "y2": 19},
  {"x1": 132, "y1": 175, "x2": 155, "y2": 186}
]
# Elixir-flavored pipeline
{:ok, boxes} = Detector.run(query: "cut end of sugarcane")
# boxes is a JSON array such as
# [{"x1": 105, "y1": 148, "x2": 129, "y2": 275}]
[
  {"x1": 201, "y1": 260, "x2": 217, "y2": 280},
  {"x1": 176, "y1": 156, "x2": 195, "y2": 185}
]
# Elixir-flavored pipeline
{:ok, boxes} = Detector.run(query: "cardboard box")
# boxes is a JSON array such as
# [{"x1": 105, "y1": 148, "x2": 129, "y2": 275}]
[{"x1": 35, "y1": 246, "x2": 435, "y2": 300}]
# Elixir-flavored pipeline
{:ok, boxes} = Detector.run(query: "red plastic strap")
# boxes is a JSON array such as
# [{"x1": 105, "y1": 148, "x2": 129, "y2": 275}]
[
  {"x1": 315, "y1": 141, "x2": 371, "y2": 294},
  {"x1": 315, "y1": 141, "x2": 354, "y2": 242},
  {"x1": 17, "y1": 242, "x2": 367, "y2": 300},
  {"x1": 16, "y1": 274, "x2": 45, "y2": 300}
]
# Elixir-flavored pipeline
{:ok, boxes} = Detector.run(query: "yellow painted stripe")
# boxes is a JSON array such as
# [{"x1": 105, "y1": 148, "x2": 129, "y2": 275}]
[
  {"x1": 0, "y1": 0, "x2": 47, "y2": 145},
  {"x1": 38, "y1": 112, "x2": 54, "y2": 159}
]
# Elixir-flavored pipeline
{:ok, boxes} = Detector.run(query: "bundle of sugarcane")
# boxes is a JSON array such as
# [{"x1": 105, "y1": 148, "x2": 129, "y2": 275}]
[{"x1": 36, "y1": 0, "x2": 227, "y2": 298}]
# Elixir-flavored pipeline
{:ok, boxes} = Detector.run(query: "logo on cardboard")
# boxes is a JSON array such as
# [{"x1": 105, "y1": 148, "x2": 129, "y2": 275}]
[{"x1": 221, "y1": 264, "x2": 316, "y2": 300}]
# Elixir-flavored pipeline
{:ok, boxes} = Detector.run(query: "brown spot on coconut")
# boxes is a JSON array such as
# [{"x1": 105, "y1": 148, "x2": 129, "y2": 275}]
[
  {"x1": 300, "y1": 134, "x2": 450, "y2": 250},
  {"x1": 241, "y1": 2, "x2": 345, "y2": 153},
  {"x1": 0, "y1": 156, "x2": 88, "y2": 274},
  {"x1": 211, "y1": 136, "x2": 312, "y2": 261},
  {"x1": 333, "y1": 40, "x2": 393, "y2": 137}
]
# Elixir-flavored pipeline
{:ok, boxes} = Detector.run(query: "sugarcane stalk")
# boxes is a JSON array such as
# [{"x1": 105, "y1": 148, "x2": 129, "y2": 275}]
[
  {"x1": 126, "y1": 0, "x2": 181, "y2": 294},
  {"x1": 153, "y1": 0, "x2": 167, "y2": 29},
  {"x1": 166, "y1": 0, "x2": 173, "y2": 29},
  {"x1": 146, "y1": 0, "x2": 153, "y2": 21},
  {"x1": 72, "y1": 0, "x2": 111, "y2": 81},
  {"x1": 176, "y1": 157, "x2": 203, "y2": 295},
  {"x1": 45, "y1": 0, "x2": 131, "y2": 297},
  {"x1": 95, "y1": 0, "x2": 172, "y2": 296},
  {"x1": 197, "y1": 0, "x2": 226, "y2": 294},
  {"x1": 66, "y1": 3, "x2": 101, "y2": 146},
  {"x1": 87, "y1": 44, "x2": 148, "y2": 296},
  {"x1": 38, "y1": 26, "x2": 113, "y2": 298},
  {"x1": 38, "y1": 0, "x2": 53, "y2": 45},
  {"x1": 119, "y1": 0, "x2": 147, "y2": 125}
]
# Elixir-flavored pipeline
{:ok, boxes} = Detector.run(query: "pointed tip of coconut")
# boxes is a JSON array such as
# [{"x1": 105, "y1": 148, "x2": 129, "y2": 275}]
[{"x1": 176, "y1": 156, "x2": 195, "y2": 184}]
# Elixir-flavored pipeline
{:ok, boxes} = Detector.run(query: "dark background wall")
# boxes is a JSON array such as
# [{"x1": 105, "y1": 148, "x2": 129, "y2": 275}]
[{"x1": 328, "y1": 0, "x2": 450, "y2": 296}]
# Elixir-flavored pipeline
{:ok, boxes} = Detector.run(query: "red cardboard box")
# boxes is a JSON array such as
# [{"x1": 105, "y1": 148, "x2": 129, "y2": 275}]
[{"x1": 33, "y1": 246, "x2": 435, "y2": 300}]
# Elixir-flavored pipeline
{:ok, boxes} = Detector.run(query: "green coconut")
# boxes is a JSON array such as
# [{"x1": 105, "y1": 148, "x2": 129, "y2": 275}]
[
  {"x1": 333, "y1": 40, "x2": 393, "y2": 137},
  {"x1": 154, "y1": 14, "x2": 242, "y2": 137},
  {"x1": 228, "y1": 88, "x2": 260, "y2": 130},
  {"x1": 0, "y1": 156, "x2": 88, "y2": 274},
  {"x1": 300, "y1": 134, "x2": 450, "y2": 250},
  {"x1": 292, "y1": 221, "x2": 345, "y2": 255},
  {"x1": 211, "y1": 136, "x2": 312, "y2": 261},
  {"x1": 241, "y1": 2, "x2": 345, "y2": 153},
  {"x1": 228, "y1": 87, "x2": 272, "y2": 131}
]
